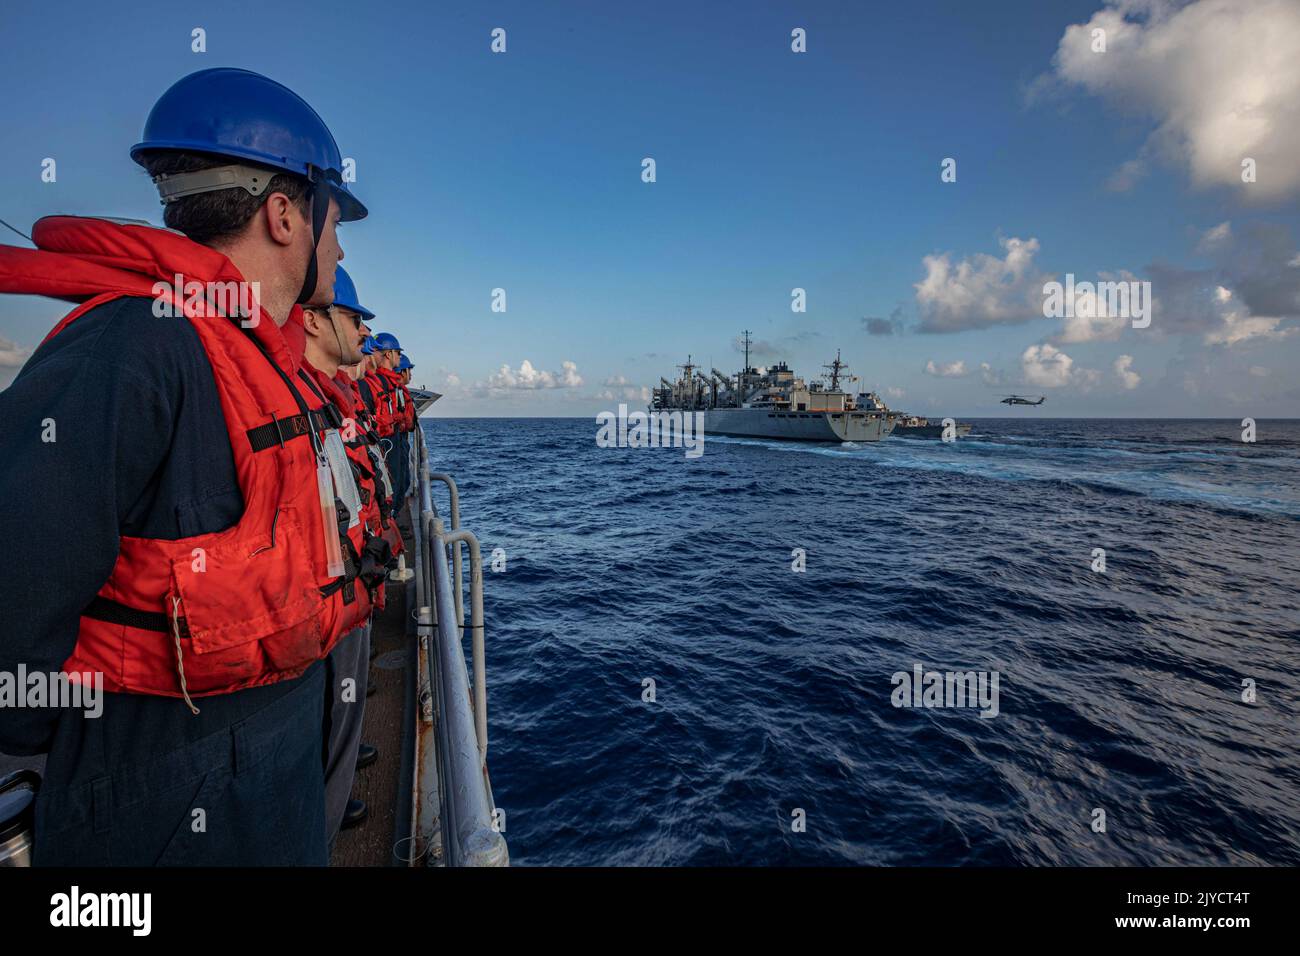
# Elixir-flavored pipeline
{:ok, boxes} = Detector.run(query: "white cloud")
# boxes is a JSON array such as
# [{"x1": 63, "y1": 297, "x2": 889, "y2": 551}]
[
  {"x1": 915, "y1": 236, "x2": 1050, "y2": 332},
  {"x1": 598, "y1": 385, "x2": 651, "y2": 403},
  {"x1": 1022, "y1": 343, "x2": 1077, "y2": 387},
  {"x1": 1146, "y1": 222, "x2": 1300, "y2": 345},
  {"x1": 886, "y1": 386, "x2": 905, "y2": 398},
  {"x1": 1202, "y1": 295, "x2": 1294, "y2": 345},
  {"x1": 0, "y1": 335, "x2": 32, "y2": 369},
  {"x1": 443, "y1": 372, "x2": 462, "y2": 388},
  {"x1": 1113, "y1": 354, "x2": 1141, "y2": 389},
  {"x1": 924, "y1": 359, "x2": 968, "y2": 377},
  {"x1": 1046, "y1": 0, "x2": 1300, "y2": 201},
  {"x1": 1197, "y1": 221, "x2": 1233, "y2": 252},
  {"x1": 979, "y1": 362, "x2": 1005, "y2": 386},
  {"x1": 482, "y1": 359, "x2": 583, "y2": 391},
  {"x1": 0, "y1": 336, "x2": 32, "y2": 388},
  {"x1": 1053, "y1": 270, "x2": 1144, "y2": 343}
]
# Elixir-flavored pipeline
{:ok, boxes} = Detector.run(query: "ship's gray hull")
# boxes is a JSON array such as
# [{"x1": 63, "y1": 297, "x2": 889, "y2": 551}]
[{"x1": 702, "y1": 407, "x2": 892, "y2": 442}]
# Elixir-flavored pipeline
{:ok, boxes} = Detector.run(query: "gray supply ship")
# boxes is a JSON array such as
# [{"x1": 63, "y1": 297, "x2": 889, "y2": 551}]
[{"x1": 652, "y1": 333, "x2": 894, "y2": 443}]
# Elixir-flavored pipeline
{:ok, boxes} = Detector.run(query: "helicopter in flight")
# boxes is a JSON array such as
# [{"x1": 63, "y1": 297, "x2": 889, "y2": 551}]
[{"x1": 999, "y1": 394, "x2": 1046, "y2": 406}]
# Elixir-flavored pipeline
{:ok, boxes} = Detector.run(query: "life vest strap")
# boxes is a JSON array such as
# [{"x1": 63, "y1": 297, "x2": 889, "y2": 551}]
[
  {"x1": 245, "y1": 409, "x2": 332, "y2": 453},
  {"x1": 84, "y1": 594, "x2": 189, "y2": 637}
]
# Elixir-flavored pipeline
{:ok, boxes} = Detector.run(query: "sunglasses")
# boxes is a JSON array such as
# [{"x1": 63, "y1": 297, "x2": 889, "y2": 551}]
[{"x1": 328, "y1": 305, "x2": 363, "y2": 330}]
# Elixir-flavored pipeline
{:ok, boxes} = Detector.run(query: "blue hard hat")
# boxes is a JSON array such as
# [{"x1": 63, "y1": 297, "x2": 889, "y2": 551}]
[
  {"x1": 372, "y1": 332, "x2": 402, "y2": 352},
  {"x1": 331, "y1": 267, "x2": 375, "y2": 320},
  {"x1": 360, "y1": 336, "x2": 377, "y2": 355},
  {"x1": 396, "y1": 354, "x2": 413, "y2": 371},
  {"x1": 130, "y1": 68, "x2": 367, "y2": 221}
]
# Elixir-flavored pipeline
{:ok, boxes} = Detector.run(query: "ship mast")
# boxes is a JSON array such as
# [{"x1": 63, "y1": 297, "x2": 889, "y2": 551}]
[
  {"x1": 737, "y1": 329, "x2": 752, "y2": 407},
  {"x1": 676, "y1": 355, "x2": 699, "y2": 408},
  {"x1": 823, "y1": 349, "x2": 849, "y2": 392},
  {"x1": 677, "y1": 354, "x2": 697, "y2": 386}
]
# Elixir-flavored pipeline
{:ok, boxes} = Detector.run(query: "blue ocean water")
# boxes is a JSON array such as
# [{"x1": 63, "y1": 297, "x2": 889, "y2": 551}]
[{"x1": 422, "y1": 417, "x2": 1300, "y2": 866}]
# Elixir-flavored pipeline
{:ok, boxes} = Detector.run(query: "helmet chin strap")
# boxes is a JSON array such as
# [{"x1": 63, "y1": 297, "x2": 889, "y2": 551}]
[
  {"x1": 296, "y1": 171, "x2": 330, "y2": 305},
  {"x1": 329, "y1": 309, "x2": 351, "y2": 368}
]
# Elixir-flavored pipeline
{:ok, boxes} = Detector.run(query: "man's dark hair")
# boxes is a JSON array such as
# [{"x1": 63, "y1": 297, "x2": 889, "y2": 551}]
[{"x1": 138, "y1": 151, "x2": 312, "y2": 245}]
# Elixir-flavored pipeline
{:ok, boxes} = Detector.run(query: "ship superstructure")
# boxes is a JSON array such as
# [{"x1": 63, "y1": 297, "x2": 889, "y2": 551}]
[{"x1": 652, "y1": 332, "x2": 894, "y2": 442}]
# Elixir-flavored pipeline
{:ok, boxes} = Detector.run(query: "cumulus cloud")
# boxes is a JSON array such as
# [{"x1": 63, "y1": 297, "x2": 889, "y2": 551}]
[
  {"x1": 1148, "y1": 221, "x2": 1300, "y2": 345},
  {"x1": 598, "y1": 374, "x2": 650, "y2": 403},
  {"x1": 598, "y1": 385, "x2": 651, "y2": 403},
  {"x1": 1022, "y1": 343, "x2": 1086, "y2": 387},
  {"x1": 0, "y1": 335, "x2": 32, "y2": 369},
  {"x1": 1202, "y1": 287, "x2": 1295, "y2": 345},
  {"x1": 0, "y1": 335, "x2": 32, "y2": 388},
  {"x1": 1043, "y1": 0, "x2": 1300, "y2": 201},
  {"x1": 924, "y1": 359, "x2": 968, "y2": 378},
  {"x1": 481, "y1": 359, "x2": 582, "y2": 391},
  {"x1": 435, "y1": 365, "x2": 465, "y2": 390},
  {"x1": 1113, "y1": 354, "x2": 1141, "y2": 389},
  {"x1": 915, "y1": 236, "x2": 1051, "y2": 332},
  {"x1": 886, "y1": 386, "x2": 905, "y2": 398},
  {"x1": 979, "y1": 362, "x2": 1006, "y2": 386},
  {"x1": 1051, "y1": 270, "x2": 1144, "y2": 343}
]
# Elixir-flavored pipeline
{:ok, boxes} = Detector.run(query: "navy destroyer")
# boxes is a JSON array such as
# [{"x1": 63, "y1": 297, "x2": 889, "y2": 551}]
[{"x1": 652, "y1": 333, "x2": 894, "y2": 442}]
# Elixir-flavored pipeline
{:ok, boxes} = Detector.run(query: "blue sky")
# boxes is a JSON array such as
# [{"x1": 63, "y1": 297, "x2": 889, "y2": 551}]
[{"x1": 2, "y1": 0, "x2": 1298, "y2": 416}]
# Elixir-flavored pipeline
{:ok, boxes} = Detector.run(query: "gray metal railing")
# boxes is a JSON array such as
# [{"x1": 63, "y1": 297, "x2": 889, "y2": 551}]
[
  {"x1": 410, "y1": 427, "x2": 507, "y2": 867},
  {"x1": 427, "y1": 473, "x2": 463, "y2": 626}
]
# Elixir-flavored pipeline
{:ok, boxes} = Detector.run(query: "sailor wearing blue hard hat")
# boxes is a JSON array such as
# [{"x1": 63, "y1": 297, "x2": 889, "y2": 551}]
[
  {"x1": 132, "y1": 67, "x2": 367, "y2": 312},
  {"x1": 300, "y1": 265, "x2": 387, "y2": 843},
  {"x1": 396, "y1": 353, "x2": 414, "y2": 386},
  {"x1": 0, "y1": 67, "x2": 368, "y2": 867},
  {"x1": 371, "y1": 331, "x2": 404, "y2": 371},
  {"x1": 301, "y1": 266, "x2": 370, "y2": 380}
]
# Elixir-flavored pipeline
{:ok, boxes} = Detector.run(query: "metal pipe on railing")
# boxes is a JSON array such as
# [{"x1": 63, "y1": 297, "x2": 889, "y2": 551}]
[
  {"x1": 408, "y1": 428, "x2": 505, "y2": 866},
  {"x1": 442, "y1": 529, "x2": 486, "y2": 759},
  {"x1": 425, "y1": 512, "x2": 506, "y2": 867},
  {"x1": 410, "y1": 498, "x2": 426, "y2": 617},
  {"x1": 416, "y1": 431, "x2": 436, "y2": 611},
  {"x1": 428, "y1": 473, "x2": 463, "y2": 626}
]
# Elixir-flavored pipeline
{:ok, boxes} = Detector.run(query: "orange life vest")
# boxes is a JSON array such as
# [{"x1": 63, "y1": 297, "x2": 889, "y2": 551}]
[{"x1": 0, "y1": 217, "x2": 355, "y2": 702}]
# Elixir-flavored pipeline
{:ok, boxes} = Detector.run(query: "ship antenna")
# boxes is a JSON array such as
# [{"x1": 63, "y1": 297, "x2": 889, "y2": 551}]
[
  {"x1": 824, "y1": 348, "x2": 848, "y2": 391},
  {"x1": 738, "y1": 329, "x2": 753, "y2": 408}
]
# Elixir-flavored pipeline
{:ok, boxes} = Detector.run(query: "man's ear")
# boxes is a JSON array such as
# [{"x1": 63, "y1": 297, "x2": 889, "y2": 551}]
[
  {"x1": 301, "y1": 307, "x2": 325, "y2": 335},
  {"x1": 261, "y1": 192, "x2": 301, "y2": 248}
]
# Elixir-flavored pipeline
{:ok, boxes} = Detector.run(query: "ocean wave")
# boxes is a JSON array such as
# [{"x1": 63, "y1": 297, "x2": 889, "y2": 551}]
[{"x1": 424, "y1": 417, "x2": 1300, "y2": 866}]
